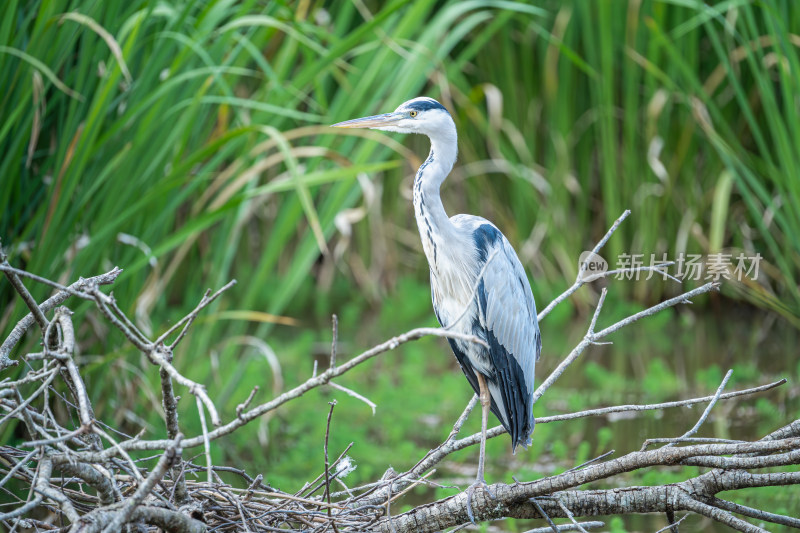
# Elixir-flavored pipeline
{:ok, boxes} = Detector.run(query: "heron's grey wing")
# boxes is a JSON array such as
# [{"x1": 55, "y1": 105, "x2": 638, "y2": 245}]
[
  {"x1": 480, "y1": 236, "x2": 541, "y2": 372},
  {"x1": 473, "y1": 223, "x2": 541, "y2": 448}
]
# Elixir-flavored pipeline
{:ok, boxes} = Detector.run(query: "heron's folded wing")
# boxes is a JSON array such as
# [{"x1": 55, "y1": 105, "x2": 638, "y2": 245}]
[{"x1": 478, "y1": 236, "x2": 541, "y2": 395}]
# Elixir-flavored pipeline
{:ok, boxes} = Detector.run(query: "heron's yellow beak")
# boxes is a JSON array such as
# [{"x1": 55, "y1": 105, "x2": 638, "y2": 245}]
[{"x1": 331, "y1": 112, "x2": 404, "y2": 129}]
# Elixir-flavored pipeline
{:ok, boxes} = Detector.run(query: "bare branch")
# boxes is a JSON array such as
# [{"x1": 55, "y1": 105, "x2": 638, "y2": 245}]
[
  {"x1": 159, "y1": 341, "x2": 188, "y2": 502},
  {"x1": 534, "y1": 282, "x2": 719, "y2": 405},
  {"x1": 116, "y1": 327, "x2": 487, "y2": 452},
  {"x1": 593, "y1": 282, "x2": 720, "y2": 339},
  {"x1": 1, "y1": 259, "x2": 49, "y2": 333},
  {"x1": 52, "y1": 308, "x2": 96, "y2": 431},
  {"x1": 0, "y1": 263, "x2": 97, "y2": 299},
  {"x1": 0, "y1": 370, "x2": 58, "y2": 427},
  {"x1": 89, "y1": 435, "x2": 183, "y2": 533},
  {"x1": 329, "y1": 382, "x2": 377, "y2": 414},
  {"x1": 524, "y1": 523, "x2": 606, "y2": 533},
  {"x1": 538, "y1": 209, "x2": 630, "y2": 320},
  {"x1": 331, "y1": 314, "x2": 338, "y2": 370},
  {"x1": 661, "y1": 368, "x2": 733, "y2": 448},
  {"x1": 678, "y1": 495, "x2": 766, "y2": 533},
  {"x1": 127, "y1": 506, "x2": 206, "y2": 533},
  {"x1": 90, "y1": 286, "x2": 152, "y2": 352},
  {"x1": 324, "y1": 401, "x2": 337, "y2": 531},
  {"x1": 52, "y1": 456, "x2": 119, "y2": 506},
  {"x1": 34, "y1": 456, "x2": 80, "y2": 524},
  {"x1": 148, "y1": 344, "x2": 221, "y2": 427},
  {"x1": 681, "y1": 448, "x2": 800, "y2": 469},
  {"x1": 542, "y1": 378, "x2": 785, "y2": 424},
  {"x1": 706, "y1": 497, "x2": 800, "y2": 529},
  {"x1": 0, "y1": 263, "x2": 119, "y2": 370},
  {"x1": 196, "y1": 396, "x2": 212, "y2": 485},
  {"x1": 155, "y1": 280, "x2": 236, "y2": 349}
]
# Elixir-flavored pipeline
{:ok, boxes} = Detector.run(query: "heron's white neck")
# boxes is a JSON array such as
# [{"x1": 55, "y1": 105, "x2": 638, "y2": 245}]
[{"x1": 413, "y1": 131, "x2": 461, "y2": 269}]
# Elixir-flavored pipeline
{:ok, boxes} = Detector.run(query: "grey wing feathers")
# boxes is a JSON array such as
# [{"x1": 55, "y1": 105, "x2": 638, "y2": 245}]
[
  {"x1": 445, "y1": 215, "x2": 541, "y2": 449},
  {"x1": 464, "y1": 216, "x2": 540, "y2": 448},
  {"x1": 449, "y1": 213, "x2": 542, "y2": 376},
  {"x1": 481, "y1": 237, "x2": 541, "y2": 390}
]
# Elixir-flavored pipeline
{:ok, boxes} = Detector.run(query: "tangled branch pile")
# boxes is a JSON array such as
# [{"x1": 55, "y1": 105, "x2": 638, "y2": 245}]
[{"x1": 1, "y1": 213, "x2": 799, "y2": 532}]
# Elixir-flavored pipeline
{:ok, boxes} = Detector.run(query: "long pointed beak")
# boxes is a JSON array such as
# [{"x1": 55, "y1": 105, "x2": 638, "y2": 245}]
[{"x1": 331, "y1": 112, "x2": 404, "y2": 129}]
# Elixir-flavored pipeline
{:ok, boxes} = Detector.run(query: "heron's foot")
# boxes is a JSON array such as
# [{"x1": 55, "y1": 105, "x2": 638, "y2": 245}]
[{"x1": 465, "y1": 478, "x2": 496, "y2": 524}]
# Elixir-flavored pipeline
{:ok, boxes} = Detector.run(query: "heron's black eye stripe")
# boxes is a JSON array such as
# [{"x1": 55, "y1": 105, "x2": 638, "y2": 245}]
[{"x1": 409, "y1": 110, "x2": 418, "y2": 117}]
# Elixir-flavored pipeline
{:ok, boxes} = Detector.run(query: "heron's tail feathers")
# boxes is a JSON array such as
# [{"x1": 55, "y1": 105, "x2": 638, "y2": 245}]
[{"x1": 510, "y1": 418, "x2": 534, "y2": 455}]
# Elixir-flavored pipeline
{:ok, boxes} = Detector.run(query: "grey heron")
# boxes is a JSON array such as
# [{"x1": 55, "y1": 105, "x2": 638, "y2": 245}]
[{"x1": 333, "y1": 97, "x2": 541, "y2": 518}]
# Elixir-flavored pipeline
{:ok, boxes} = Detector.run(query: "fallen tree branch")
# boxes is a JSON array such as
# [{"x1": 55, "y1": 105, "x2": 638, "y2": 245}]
[
  {"x1": 1, "y1": 210, "x2": 796, "y2": 532},
  {"x1": 375, "y1": 439, "x2": 800, "y2": 532}
]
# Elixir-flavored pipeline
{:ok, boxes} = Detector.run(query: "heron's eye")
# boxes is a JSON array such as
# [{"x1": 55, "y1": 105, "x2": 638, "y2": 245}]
[{"x1": 409, "y1": 110, "x2": 418, "y2": 117}]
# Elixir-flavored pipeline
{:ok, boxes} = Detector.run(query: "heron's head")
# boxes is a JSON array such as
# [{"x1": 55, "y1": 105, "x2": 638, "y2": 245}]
[{"x1": 332, "y1": 97, "x2": 455, "y2": 139}]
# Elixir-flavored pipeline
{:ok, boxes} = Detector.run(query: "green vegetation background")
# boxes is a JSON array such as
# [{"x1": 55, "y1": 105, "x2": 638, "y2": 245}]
[{"x1": 2, "y1": 0, "x2": 799, "y2": 530}]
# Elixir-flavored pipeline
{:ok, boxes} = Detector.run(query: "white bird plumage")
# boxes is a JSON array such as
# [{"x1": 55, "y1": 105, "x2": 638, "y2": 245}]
[{"x1": 333, "y1": 97, "x2": 541, "y2": 518}]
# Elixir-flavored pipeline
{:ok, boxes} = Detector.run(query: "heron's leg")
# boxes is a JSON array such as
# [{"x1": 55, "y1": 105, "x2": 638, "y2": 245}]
[
  {"x1": 476, "y1": 371, "x2": 490, "y2": 484},
  {"x1": 466, "y1": 372, "x2": 495, "y2": 524}
]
